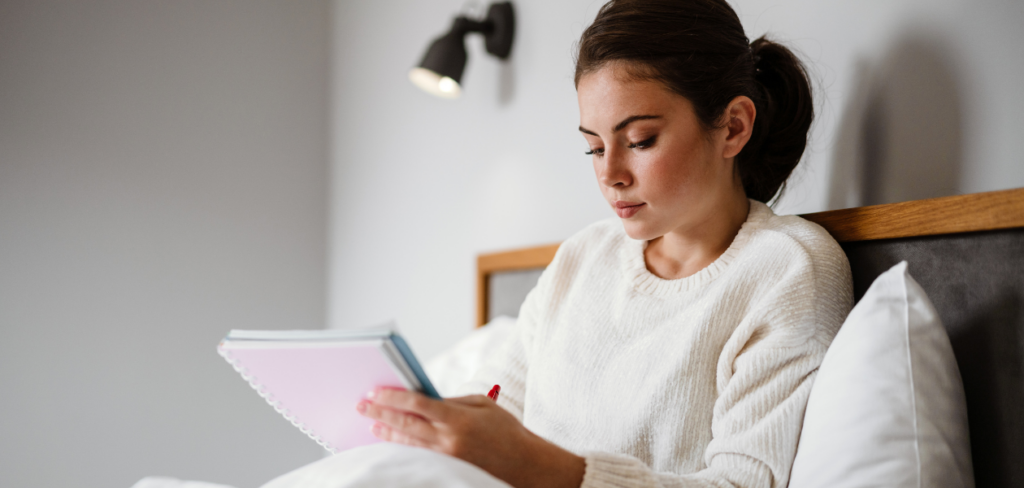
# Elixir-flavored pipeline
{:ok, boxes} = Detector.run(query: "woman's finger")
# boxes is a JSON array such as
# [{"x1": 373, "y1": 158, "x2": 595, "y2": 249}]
[
  {"x1": 444, "y1": 394, "x2": 494, "y2": 406},
  {"x1": 369, "y1": 388, "x2": 451, "y2": 421},
  {"x1": 370, "y1": 422, "x2": 430, "y2": 449},
  {"x1": 357, "y1": 400, "x2": 439, "y2": 442}
]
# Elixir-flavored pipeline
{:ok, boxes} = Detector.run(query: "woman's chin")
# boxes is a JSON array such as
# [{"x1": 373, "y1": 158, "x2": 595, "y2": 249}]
[{"x1": 619, "y1": 218, "x2": 663, "y2": 242}]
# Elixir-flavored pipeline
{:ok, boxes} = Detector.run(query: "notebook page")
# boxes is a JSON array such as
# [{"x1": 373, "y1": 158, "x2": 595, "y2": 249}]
[{"x1": 218, "y1": 339, "x2": 404, "y2": 453}]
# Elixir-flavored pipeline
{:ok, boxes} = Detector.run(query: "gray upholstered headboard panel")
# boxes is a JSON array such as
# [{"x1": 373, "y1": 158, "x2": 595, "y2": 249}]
[
  {"x1": 486, "y1": 268, "x2": 544, "y2": 322},
  {"x1": 843, "y1": 228, "x2": 1024, "y2": 487}
]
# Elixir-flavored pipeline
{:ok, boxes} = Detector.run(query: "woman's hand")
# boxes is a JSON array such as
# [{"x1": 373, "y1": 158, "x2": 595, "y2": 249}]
[{"x1": 356, "y1": 388, "x2": 585, "y2": 488}]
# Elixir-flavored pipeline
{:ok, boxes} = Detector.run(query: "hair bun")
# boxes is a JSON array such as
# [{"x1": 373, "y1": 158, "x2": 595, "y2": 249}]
[{"x1": 738, "y1": 36, "x2": 814, "y2": 203}]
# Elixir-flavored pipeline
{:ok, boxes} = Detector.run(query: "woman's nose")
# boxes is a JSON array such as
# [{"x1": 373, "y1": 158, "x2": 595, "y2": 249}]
[{"x1": 598, "y1": 148, "x2": 633, "y2": 188}]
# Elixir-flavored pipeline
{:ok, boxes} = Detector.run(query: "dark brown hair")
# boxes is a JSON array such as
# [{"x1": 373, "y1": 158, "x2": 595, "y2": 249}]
[{"x1": 575, "y1": 0, "x2": 813, "y2": 204}]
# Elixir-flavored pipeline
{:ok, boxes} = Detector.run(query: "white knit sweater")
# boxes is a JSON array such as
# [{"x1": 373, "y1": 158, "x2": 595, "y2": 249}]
[{"x1": 463, "y1": 200, "x2": 853, "y2": 488}]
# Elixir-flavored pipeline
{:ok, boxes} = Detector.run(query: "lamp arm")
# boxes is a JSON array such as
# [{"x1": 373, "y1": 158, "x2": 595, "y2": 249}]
[{"x1": 451, "y1": 16, "x2": 495, "y2": 37}]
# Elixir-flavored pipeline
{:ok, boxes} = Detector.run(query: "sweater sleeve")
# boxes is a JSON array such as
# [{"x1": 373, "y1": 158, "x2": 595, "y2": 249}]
[
  {"x1": 579, "y1": 236, "x2": 853, "y2": 488},
  {"x1": 455, "y1": 318, "x2": 530, "y2": 420},
  {"x1": 456, "y1": 242, "x2": 564, "y2": 421}
]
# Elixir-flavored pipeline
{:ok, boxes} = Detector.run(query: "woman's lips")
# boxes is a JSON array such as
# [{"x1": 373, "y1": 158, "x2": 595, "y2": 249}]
[{"x1": 614, "y1": 201, "x2": 645, "y2": 218}]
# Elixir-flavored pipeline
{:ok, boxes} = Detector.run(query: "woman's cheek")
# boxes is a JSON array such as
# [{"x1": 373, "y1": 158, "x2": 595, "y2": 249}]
[{"x1": 640, "y1": 159, "x2": 682, "y2": 200}]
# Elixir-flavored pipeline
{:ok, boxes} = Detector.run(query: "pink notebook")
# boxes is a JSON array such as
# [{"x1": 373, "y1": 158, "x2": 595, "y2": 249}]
[{"x1": 217, "y1": 327, "x2": 439, "y2": 453}]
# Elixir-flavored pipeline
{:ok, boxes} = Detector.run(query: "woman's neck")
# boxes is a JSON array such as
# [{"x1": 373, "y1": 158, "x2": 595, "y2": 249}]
[{"x1": 644, "y1": 195, "x2": 751, "y2": 280}]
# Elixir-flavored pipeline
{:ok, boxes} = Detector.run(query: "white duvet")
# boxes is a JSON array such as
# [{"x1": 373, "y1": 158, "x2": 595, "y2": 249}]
[
  {"x1": 260, "y1": 443, "x2": 511, "y2": 488},
  {"x1": 133, "y1": 444, "x2": 512, "y2": 488}
]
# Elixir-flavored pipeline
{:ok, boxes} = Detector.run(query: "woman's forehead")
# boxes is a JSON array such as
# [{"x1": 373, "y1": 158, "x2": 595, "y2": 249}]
[{"x1": 577, "y1": 65, "x2": 692, "y2": 130}]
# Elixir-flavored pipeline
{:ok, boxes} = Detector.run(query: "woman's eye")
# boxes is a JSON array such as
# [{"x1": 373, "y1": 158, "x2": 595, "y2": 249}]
[
  {"x1": 585, "y1": 148, "x2": 605, "y2": 156},
  {"x1": 627, "y1": 136, "x2": 657, "y2": 149}
]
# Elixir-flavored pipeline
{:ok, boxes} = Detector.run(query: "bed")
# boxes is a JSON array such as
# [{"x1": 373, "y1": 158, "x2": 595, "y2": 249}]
[{"x1": 475, "y1": 188, "x2": 1024, "y2": 488}]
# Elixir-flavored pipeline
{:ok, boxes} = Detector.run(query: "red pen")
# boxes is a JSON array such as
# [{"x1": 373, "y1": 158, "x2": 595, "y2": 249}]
[{"x1": 487, "y1": 384, "x2": 501, "y2": 402}]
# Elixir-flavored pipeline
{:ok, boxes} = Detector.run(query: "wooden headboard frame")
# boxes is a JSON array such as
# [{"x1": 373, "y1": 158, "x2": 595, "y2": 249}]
[{"x1": 475, "y1": 187, "x2": 1024, "y2": 327}]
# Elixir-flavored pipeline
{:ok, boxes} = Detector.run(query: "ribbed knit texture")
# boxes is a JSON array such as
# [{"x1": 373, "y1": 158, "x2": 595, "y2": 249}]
[{"x1": 462, "y1": 200, "x2": 853, "y2": 488}]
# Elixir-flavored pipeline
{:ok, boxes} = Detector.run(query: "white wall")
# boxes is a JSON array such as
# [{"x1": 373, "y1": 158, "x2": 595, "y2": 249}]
[
  {"x1": 329, "y1": 0, "x2": 1024, "y2": 361},
  {"x1": 0, "y1": 1, "x2": 329, "y2": 487}
]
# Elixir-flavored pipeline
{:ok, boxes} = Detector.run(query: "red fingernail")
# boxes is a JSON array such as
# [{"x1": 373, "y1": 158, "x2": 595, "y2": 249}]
[
  {"x1": 356, "y1": 401, "x2": 367, "y2": 413},
  {"x1": 371, "y1": 423, "x2": 383, "y2": 436}
]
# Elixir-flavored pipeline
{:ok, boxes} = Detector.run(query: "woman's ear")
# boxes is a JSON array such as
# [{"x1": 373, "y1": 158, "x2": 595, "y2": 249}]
[{"x1": 721, "y1": 96, "x2": 756, "y2": 159}]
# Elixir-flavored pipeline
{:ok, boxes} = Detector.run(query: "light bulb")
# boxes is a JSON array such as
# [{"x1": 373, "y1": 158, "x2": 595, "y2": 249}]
[
  {"x1": 408, "y1": 68, "x2": 462, "y2": 99},
  {"x1": 438, "y1": 77, "x2": 456, "y2": 93}
]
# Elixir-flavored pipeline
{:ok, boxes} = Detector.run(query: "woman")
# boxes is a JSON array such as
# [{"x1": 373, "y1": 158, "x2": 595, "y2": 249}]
[{"x1": 357, "y1": 0, "x2": 852, "y2": 486}]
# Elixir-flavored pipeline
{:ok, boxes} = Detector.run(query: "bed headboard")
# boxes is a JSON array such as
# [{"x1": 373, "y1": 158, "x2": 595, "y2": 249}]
[{"x1": 475, "y1": 187, "x2": 1024, "y2": 486}]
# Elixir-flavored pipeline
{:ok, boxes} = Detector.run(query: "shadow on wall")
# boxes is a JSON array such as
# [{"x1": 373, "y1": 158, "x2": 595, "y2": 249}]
[{"x1": 829, "y1": 31, "x2": 964, "y2": 209}]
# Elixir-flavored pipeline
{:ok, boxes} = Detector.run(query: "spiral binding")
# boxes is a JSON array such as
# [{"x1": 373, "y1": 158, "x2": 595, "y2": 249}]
[{"x1": 218, "y1": 346, "x2": 339, "y2": 454}]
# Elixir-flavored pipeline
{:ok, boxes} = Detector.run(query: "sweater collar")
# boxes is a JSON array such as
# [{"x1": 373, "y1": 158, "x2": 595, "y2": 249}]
[{"x1": 620, "y1": 199, "x2": 771, "y2": 296}]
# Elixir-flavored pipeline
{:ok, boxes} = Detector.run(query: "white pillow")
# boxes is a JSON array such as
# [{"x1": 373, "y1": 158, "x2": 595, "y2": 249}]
[
  {"x1": 789, "y1": 261, "x2": 974, "y2": 488},
  {"x1": 425, "y1": 316, "x2": 515, "y2": 397}
]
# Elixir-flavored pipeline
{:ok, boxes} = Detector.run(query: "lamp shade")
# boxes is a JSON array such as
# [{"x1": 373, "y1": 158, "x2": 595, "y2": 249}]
[{"x1": 408, "y1": 29, "x2": 466, "y2": 99}]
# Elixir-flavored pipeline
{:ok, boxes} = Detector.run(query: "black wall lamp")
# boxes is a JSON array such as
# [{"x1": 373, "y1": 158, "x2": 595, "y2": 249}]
[{"x1": 409, "y1": 2, "x2": 515, "y2": 99}]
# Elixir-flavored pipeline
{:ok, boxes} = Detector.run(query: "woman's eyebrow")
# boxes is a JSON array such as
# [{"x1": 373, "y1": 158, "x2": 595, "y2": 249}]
[
  {"x1": 613, "y1": 114, "x2": 661, "y2": 132},
  {"x1": 578, "y1": 114, "x2": 662, "y2": 136}
]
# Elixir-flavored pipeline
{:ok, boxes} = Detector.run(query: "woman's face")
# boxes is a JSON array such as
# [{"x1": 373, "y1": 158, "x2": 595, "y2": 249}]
[{"x1": 577, "y1": 63, "x2": 740, "y2": 242}]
